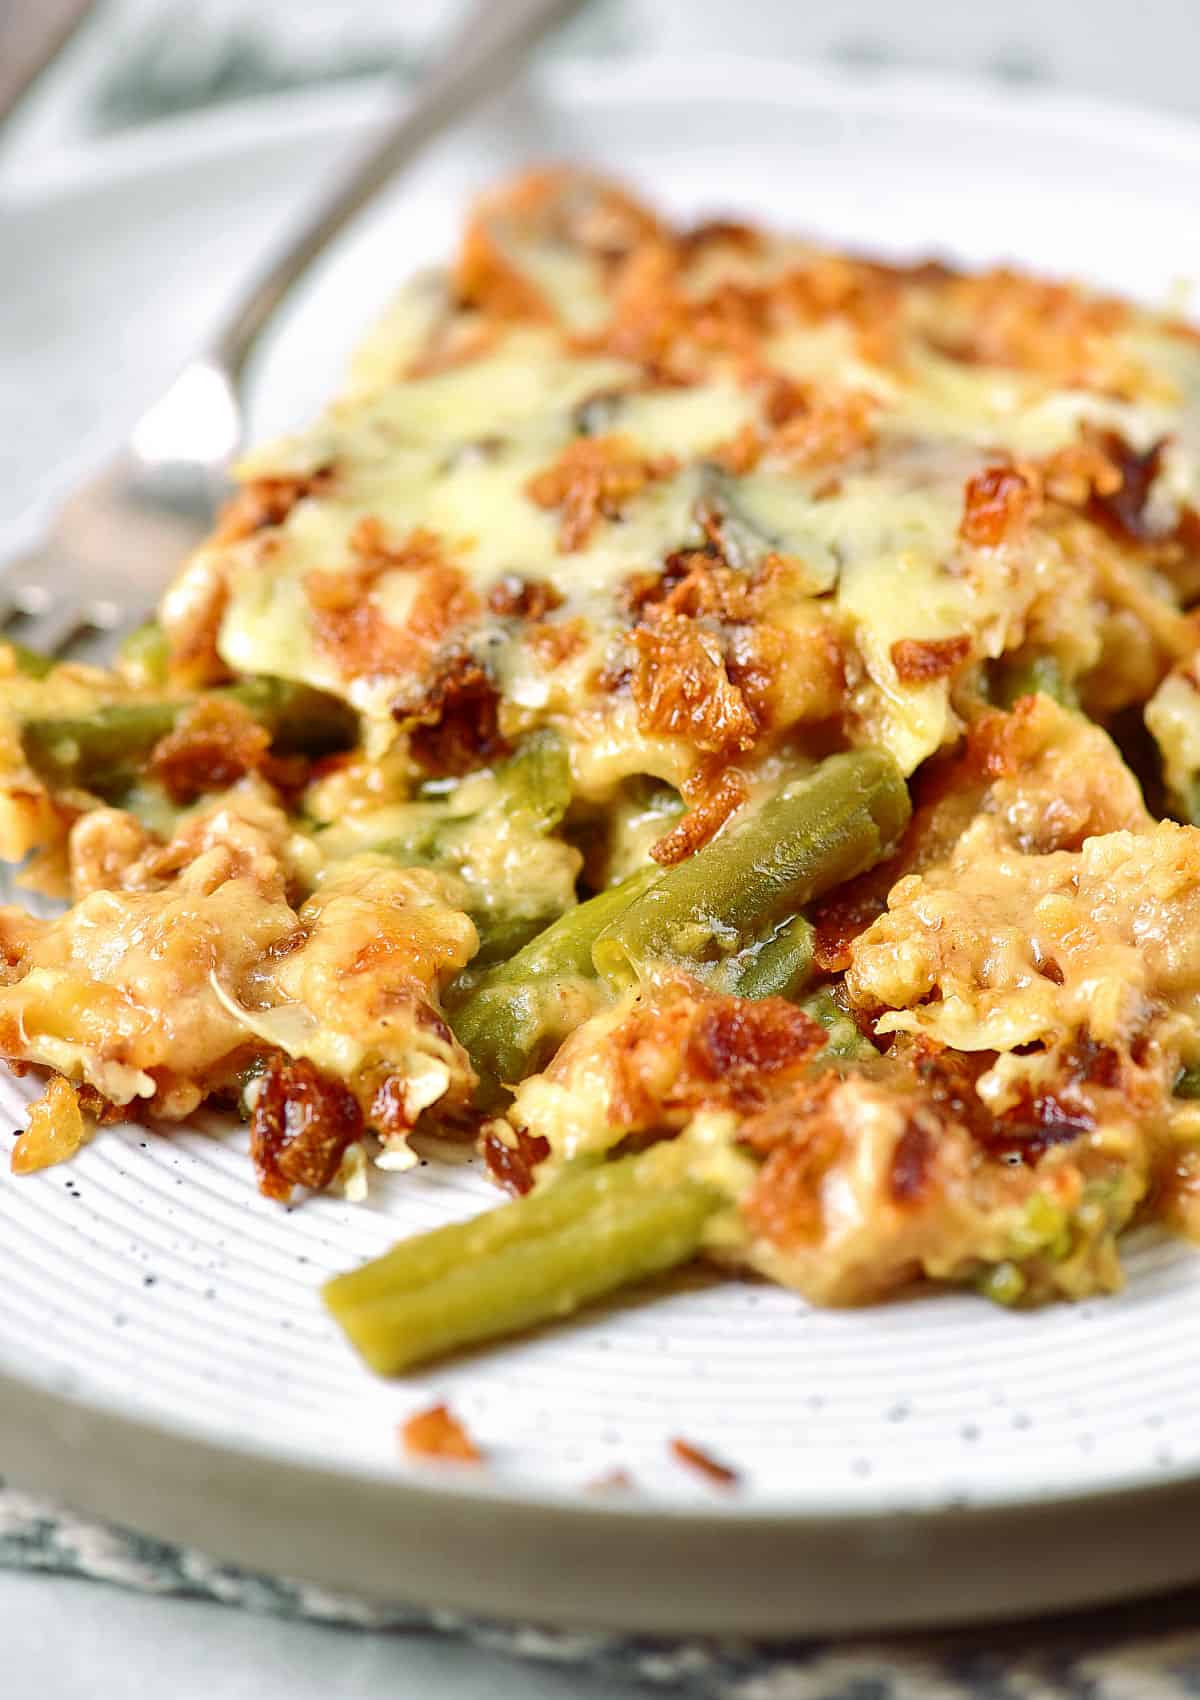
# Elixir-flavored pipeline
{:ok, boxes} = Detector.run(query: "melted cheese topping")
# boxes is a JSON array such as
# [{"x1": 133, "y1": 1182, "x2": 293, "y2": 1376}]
[
  {"x1": 163, "y1": 174, "x2": 1200, "y2": 796},
  {"x1": 850, "y1": 820, "x2": 1200, "y2": 1065},
  {"x1": 0, "y1": 791, "x2": 476, "y2": 1125}
]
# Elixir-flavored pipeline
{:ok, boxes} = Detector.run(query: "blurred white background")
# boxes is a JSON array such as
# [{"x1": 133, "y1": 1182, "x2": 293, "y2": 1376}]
[{"x1": 3, "y1": 0, "x2": 1199, "y2": 170}]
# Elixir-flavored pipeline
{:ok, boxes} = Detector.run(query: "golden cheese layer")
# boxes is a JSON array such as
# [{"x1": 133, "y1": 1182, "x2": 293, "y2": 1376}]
[{"x1": 161, "y1": 169, "x2": 1200, "y2": 797}]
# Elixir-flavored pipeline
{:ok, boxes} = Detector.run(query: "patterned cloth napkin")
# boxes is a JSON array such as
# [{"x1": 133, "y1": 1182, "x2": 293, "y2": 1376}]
[
  {"x1": 5, "y1": 1475, "x2": 1200, "y2": 1697},
  {"x1": 6, "y1": 4, "x2": 1200, "y2": 1693}
]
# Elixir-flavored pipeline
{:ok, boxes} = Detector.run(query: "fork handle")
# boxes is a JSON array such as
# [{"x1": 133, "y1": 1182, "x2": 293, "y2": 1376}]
[{"x1": 209, "y1": 0, "x2": 587, "y2": 382}]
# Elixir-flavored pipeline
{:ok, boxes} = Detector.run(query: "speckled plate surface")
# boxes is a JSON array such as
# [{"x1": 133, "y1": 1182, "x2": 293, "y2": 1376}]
[{"x1": 3, "y1": 61, "x2": 1200, "y2": 1639}]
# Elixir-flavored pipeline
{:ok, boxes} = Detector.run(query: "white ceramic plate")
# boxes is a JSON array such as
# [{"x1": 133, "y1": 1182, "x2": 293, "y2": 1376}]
[{"x1": 3, "y1": 60, "x2": 1200, "y2": 1640}]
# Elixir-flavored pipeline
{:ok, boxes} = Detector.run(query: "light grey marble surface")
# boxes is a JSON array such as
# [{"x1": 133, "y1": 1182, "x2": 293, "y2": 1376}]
[{"x1": 0, "y1": 1574, "x2": 653, "y2": 1700}]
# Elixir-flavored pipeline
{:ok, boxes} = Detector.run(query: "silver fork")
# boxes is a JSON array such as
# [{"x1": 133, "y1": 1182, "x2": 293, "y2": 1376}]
[{"x1": 1, "y1": 0, "x2": 586, "y2": 658}]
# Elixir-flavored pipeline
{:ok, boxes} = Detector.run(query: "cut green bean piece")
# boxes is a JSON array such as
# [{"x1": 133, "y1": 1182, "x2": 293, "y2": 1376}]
[
  {"x1": 337, "y1": 1186, "x2": 717, "y2": 1375},
  {"x1": 354, "y1": 730, "x2": 576, "y2": 965},
  {"x1": 21, "y1": 676, "x2": 357, "y2": 793},
  {"x1": 114, "y1": 781, "x2": 184, "y2": 840},
  {"x1": 497, "y1": 727, "x2": 572, "y2": 833},
  {"x1": 594, "y1": 749, "x2": 910, "y2": 988},
  {"x1": 1175, "y1": 1064, "x2": 1200, "y2": 1100},
  {"x1": 327, "y1": 1148, "x2": 664, "y2": 1312},
  {"x1": 696, "y1": 463, "x2": 776, "y2": 573},
  {"x1": 366, "y1": 815, "x2": 450, "y2": 866},
  {"x1": 449, "y1": 864, "x2": 662, "y2": 1090},
  {"x1": 800, "y1": 987, "x2": 876, "y2": 1061},
  {"x1": 372, "y1": 732, "x2": 571, "y2": 860},
  {"x1": 469, "y1": 910, "x2": 558, "y2": 970},
  {"x1": 723, "y1": 913, "x2": 816, "y2": 1002},
  {"x1": 22, "y1": 702, "x2": 179, "y2": 793},
  {"x1": 118, "y1": 621, "x2": 170, "y2": 689},
  {"x1": 227, "y1": 677, "x2": 358, "y2": 758},
  {"x1": 325, "y1": 1151, "x2": 721, "y2": 1374},
  {"x1": 991, "y1": 653, "x2": 1078, "y2": 710},
  {"x1": 976, "y1": 1261, "x2": 1027, "y2": 1307},
  {"x1": 4, "y1": 641, "x2": 55, "y2": 679}
]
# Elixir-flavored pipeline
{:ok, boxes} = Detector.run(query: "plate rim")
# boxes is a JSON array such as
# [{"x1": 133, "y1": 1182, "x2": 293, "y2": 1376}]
[
  {"x1": 7, "y1": 1356, "x2": 1200, "y2": 1638},
  {"x1": 5, "y1": 53, "x2": 1200, "y2": 1634}
]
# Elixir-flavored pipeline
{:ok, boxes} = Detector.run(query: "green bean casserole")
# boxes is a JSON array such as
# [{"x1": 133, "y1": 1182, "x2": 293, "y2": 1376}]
[{"x1": 5, "y1": 170, "x2": 1200, "y2": 1369}]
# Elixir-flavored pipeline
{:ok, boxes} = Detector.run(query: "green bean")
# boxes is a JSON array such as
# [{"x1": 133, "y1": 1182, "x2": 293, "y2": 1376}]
[
  {"x1": 324, "y1": 1148, "x2": 721, "y2": 1374},
  {"x1": 230, "y1": 677, "x2": 358, "y2": 758},
  {"x1": 991, "y1": 653, "x2": 1078, "y2": 710},
  {"x1": 696, "y1": 463, "x2": 777, "y2": 573},
  {"x1": 449, "y1": 865, "x2": 662, "y2": 1091},
  {"x1": 366, "y1": 817, "x2": 449, "y2": 866},
  {"x1": 22, "y1": 702, "x2": 180, "y2": 793},
  {"x1": 572, "y1": 391, "x2": 625, "y2": 437},
  {"x1": 497, "y1": 727, "x2": 572, "y2": 833},
  {"x1": 3, "y1": 641, "x2": 55, "y2": 679},
  {"x1": 370, "y1": 733, "x2": 572, "y2": 864},
  {"x1": 593, "y1": 749, "x2": 910, "y2": 988},
  {"x1": 21, "y1": 676, "x2": 357, "y2": 793},
  {"x1": 327, "y1": 1149, "x2": 662, "y2": 1311},
  {"x1": 469, "y1": 909, "x2": 560, "y2": 970},
  {"x1": 117, "y1": 621, "x2": 170, "y2": 689},
  {"x1": 112, "y1": 781, "x2": 184, "y2": 840},
  {"x1": 353, "y1": 731, "x2": 576, "y2": 965},
  {"x1": 976, "y1": 1261, "x2": 1027, "y2": 1307},
  {"x1": 723, "y1": 913, "x2": 816, "y2": 1002},
  {"x1": 1175, "y1": 1064, "x2": 1200, "y2": 1100},
  {"x1": 457, "y1": 732, "x2": 574, "y2": 960},
  {"x1": 800, "y1": 987, "x2": 876, "y2": 1061},
  {"x1": 337, "y1": 1186, "x2": 717, "y2": 1374}
]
